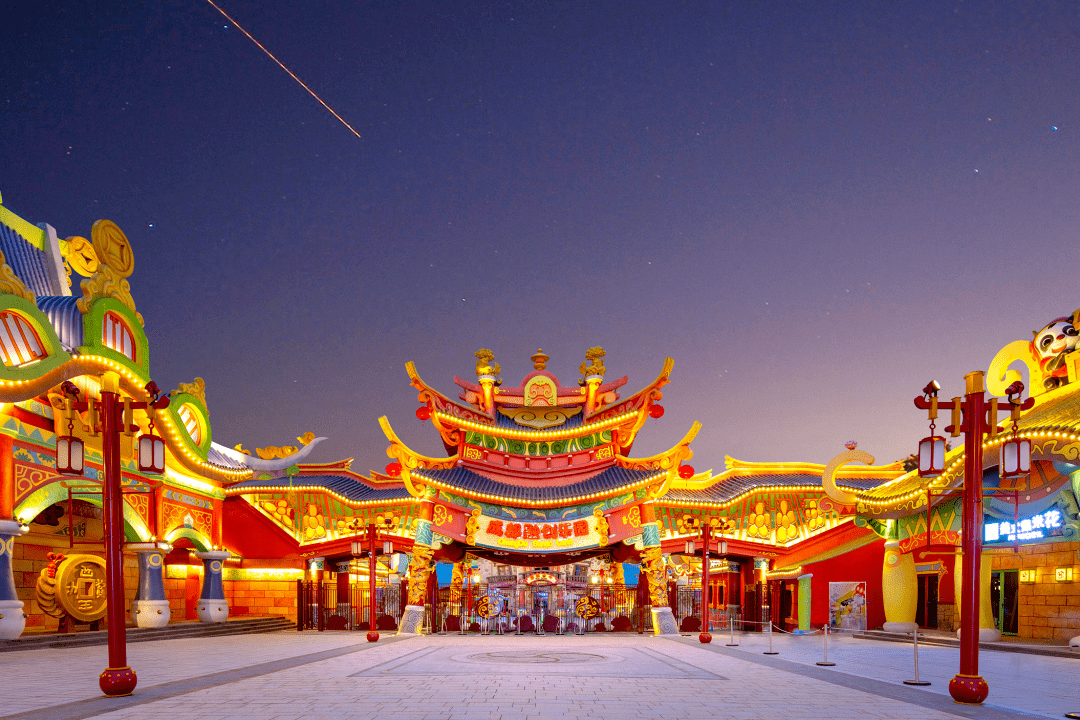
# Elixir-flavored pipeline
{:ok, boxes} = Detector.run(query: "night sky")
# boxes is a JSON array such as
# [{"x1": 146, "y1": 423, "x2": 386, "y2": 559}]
[{"x1": 4, "y1": 1, "x2": 1080, "y2": 474}]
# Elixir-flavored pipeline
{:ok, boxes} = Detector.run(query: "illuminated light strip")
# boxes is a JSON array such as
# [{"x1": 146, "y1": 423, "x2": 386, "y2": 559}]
[
  {"x1": 432, "y1": 410, "x2": 639, "y2": 440},
  {"x1": 766, "y1": 565, "x2": 803, "y2": 579},
  {"x1": 409, "y1": 468, "x2": 667, "y2": 507},
  {"x1": 228, "y1": 488, "x2": 420, "y2": 508},
  {"x1": 854, "y1": 426, "x2": 1080, "y2": 507},
  {"x1": 655, "y1": 483, "x2": 866, "y2": 509}
]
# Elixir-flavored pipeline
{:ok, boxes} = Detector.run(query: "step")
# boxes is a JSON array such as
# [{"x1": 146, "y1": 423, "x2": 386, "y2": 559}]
[
  {"x1": 0, "y1": 616, "x2": 296, "y2": 653},
  {"x1": 852, "y1": 629, "x2": 1080, "y2": 659}
]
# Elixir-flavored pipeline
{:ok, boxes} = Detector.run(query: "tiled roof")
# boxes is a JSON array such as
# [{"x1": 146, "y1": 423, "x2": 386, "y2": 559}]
[
  {"x1": 494, "y1": 408, "x2": 585, "y2": 430},
  {"x1": 228, "y1": 474, "x2": 411, "y2": 503},
  {"x1": 661, "y1": 472, "x2": 893, "y2": 504},
  {"x1": 206, "y1": 444, "x2": 249, "y2": 470},
  {"x1": 413, "y1": 464, "x2": 662, "y2": 503},
  {"x1": 0, "y1": 222, "x2": 55, "y2": 297},
  {"x1": 36, "y1": 296, "x2": 83, "y2": 350}
]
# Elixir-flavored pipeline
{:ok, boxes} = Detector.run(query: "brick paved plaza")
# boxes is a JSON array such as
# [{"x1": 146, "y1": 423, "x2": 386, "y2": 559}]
[{"x1": 0, "y1": 631, "x2": 1076, "y2": 720}]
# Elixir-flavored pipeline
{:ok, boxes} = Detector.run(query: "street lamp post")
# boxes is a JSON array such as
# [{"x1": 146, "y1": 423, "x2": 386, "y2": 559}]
[
  {"x1": 351, "y1": 515, "x2": 395, "y2": 641},
  {"x1": 60, "y1": 376, "x2": 169, "y2": 697},
  {"x1": 677, "y1": 515, "x2": 730, "y2": 643},
  {"x1": 914, "y1": 371, "x2": 1031, "y2": 705}
]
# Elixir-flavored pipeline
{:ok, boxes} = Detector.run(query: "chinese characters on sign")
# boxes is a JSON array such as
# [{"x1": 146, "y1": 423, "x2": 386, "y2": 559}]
[
  {"x1": 474, "y1": 514, "x2": 602, "y2": 552},
  {"x1": 984, "y1": 508, "x2": 1063, "y2": 543}
]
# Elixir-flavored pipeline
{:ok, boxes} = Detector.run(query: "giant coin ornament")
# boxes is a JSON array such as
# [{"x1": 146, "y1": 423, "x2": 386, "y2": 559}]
[
  {"x1": 575, "y1": 595, "x2": 601, "y2": 620},
  {"x1": 475, "y1": 595, "x2": 503, "y2": 619},
  {"x1": 36, "y1": 554, "x2": 108, "y2": 623}
]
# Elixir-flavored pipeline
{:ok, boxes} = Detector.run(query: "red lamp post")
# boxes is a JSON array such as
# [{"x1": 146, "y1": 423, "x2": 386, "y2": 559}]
[
  {"x1": 351, "y1": 515, "x2": 395, "y2": 641},
  {"x1": 59, "y1": 378, "x2": 169, "y2": 697},
  {"x1": 678, "y1": 514, "x2": 729, "y2": 643},
  {"x1": 914, "y1": 372, "x2": 1031, "y2": 705}
]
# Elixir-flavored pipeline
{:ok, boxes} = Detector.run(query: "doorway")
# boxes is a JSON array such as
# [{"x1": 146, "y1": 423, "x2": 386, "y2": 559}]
[
  {"x1": 991, "y1": 569, "x2": 1019, "y2": 635},
  {"x1": 915, "y1": 574, "x2": 938, "y2": 628}
]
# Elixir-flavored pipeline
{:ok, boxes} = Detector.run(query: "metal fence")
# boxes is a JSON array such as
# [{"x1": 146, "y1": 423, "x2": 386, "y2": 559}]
[{"x1": 296, "y1": 581, "x2": 403, "y2": 631}]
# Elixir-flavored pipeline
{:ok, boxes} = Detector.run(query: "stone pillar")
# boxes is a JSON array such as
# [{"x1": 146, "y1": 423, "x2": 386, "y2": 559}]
[
  {"x1": 399, "y1": 495, "x2": 435, "y2": 634},
  {"x1": 640, "y1": 502, "x2": 677, "y2": 635},
  {"x1": 882, "y1": 540, "x2": 918, "y2": 632},
  {"x1": 128, "y1": 542, "x2": 172, "y2": 629},
  {"x1": 953, "y1": 551, "x2": 1001, "y2": 641},
  {"x1": 194, "y1": 550, "x2": 231, "y2": 623},
  {"x1": 0, "y1": 520, "x2": 28, "y2": 639},
  {"x1": 797, "y1": 573, "x2": 813, "y2": 632}
]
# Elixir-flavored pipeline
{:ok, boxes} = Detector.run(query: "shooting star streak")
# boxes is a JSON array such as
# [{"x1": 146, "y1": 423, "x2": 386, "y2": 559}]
[{"x1": 204, "y1": 0, "x2": 362, "y2": 139}]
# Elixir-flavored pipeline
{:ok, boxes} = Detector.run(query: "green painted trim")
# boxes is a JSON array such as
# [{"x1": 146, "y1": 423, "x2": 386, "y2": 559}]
[
  {"x1": 165, "y1": 526, "x2": 213, "y2": 552},
  {"x1": 14, "y1": 481, "x2": 148, "y2": 541},
  {"x1": 168, "y1": 392, "x2": 212, "y2": 454},
  {"x1": 0, "y1": 295, "x2": 72, "y2": 380},
  {"x1": 80, "y1": 297, "x2": 149, "y2": 374},
  {"x1": 0, "y1": 205, "x2": 47, "y2": 250}
]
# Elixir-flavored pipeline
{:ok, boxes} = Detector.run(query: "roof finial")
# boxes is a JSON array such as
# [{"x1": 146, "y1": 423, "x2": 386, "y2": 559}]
[
  {"x1": 579, "y1": 346, "x2": 606, "y2": 379},
  {"x1": 531, "y1": 349, "x2": 549, "y2": 371},
  {"x1": 475, "y1": 349, "x2": 500, "y2": 380}
]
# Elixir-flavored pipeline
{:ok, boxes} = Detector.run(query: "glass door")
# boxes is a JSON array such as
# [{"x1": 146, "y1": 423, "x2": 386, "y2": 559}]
[
  {"x1": 991, "y1": 569, "x2": 1019, "y2": 635},
  {"x1": 915, "y1": 574, "x2": 938, "y2": 628}
]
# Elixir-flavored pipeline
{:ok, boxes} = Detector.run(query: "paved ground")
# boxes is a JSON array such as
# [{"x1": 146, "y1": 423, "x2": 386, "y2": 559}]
[{"x1": 0, "y1": 629, "x2": 1076, "y2": 720}]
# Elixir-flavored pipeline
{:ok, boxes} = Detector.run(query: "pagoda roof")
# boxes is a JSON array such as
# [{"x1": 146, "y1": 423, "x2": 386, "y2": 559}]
[
  {"x1": 411, "y1": 464, "x2": 665, "y2": 505},
  {"x1": 657, "y1": 456, "x2": 903, "y2": 508},
  {"x1": 225, "y1": 474, "x2": 412, "y2": 505}
]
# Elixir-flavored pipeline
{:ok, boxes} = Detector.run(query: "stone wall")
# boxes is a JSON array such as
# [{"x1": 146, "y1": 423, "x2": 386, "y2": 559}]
[{"x1": 990, "y1": 541, "x2": 1080, "y2": 640}]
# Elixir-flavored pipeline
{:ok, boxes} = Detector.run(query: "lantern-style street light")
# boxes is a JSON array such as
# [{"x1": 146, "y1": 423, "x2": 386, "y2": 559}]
[
  {"x1": 57, "y1": 377, "x2": 170, "y2": 697},
  {"x1": 349, "y1": 514, "x2": 396, "y2": 642},
  {"x1": 676, "y1": 514, "x2": 731, "y2": 643},
  {"x1": 913, "y1": 372, "x2": 1032, "y2": 705}
]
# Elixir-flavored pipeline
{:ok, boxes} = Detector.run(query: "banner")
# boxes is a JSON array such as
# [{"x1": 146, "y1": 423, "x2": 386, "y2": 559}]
[{"x1": 829, "y1": 581, "x2": 866, "y2": 631}]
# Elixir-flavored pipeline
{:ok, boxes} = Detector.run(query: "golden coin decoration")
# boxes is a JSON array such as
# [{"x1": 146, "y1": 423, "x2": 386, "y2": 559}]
[
  {"x1": 90, "y1": 219, "x2": 134, "y2": 277},
  {"x1": 63, "y1": 236, "x2": 100, "y2": 276},
  {"x1": 475, "y1": 595, "x2": 503, "y2": 618},
  {"x1": 575, "y1": 595, "x2": 600, "y2": 619},
  {"x1": 53, "y1": 554, "x2": 108, "y2": 623}
]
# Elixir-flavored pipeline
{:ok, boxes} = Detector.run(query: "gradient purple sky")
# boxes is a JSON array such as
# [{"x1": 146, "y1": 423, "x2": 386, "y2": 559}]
[{"x1": 3, "y1": 1, "x2": 1080, "y2": 473}]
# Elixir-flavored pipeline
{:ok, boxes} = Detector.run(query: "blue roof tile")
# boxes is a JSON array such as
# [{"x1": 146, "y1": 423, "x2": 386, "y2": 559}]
[
  {"x1": 0, "y1": 222, "x2": 55, "y2": 297},
  {"x1": 414, "y1": 464, "x2": 660, "y2": 503},
  {"x1": 661, "y1": 472, "x2": 892, "y2": 504},
  {"x1": 229, "y1": 474, "x2": 410, "y2": 503},
  {"x1": 36, "y1": 296, "x2": 83, "y2": 351}
]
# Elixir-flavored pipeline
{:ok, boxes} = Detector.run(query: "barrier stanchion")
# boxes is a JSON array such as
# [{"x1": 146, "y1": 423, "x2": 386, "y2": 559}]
[
  {"x1": 816, "y1": 625, "x2": 835, "y2": 666},
  {"x1": 726, "y1": 613, "x2": 738, "y2": 646},
  {"x1": 764, "y1": 622, "x2": 779, "y2": 655},
  {"x1": 903, "y1": 628, "x2": 931, "y2": 686}
]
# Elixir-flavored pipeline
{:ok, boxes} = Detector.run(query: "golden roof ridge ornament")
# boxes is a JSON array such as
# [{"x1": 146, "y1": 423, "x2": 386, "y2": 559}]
[
  {"x1": 579, "y1": 346, "x2": 606, "y2": 380},
  {"x1": 0, "y1": 248, "x2": 36, "y2": 303},
  {"x1": 76, "y1": 219, "x2": 142, "y2": 325},
  {"x1": 175, "y1": 377, "x2": 207, "y2": 407},
  {"x1": 474, "y1": 348, "x2": 501, "y2": 382},
  {"x1": 531, "y1": 349, "x2": 549, "y2": 371}
]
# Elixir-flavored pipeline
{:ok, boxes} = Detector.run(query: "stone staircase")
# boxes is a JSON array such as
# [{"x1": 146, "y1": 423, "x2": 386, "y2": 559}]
[{"x1": 0, "y1": 615, "x2": 296, "y2": 653}]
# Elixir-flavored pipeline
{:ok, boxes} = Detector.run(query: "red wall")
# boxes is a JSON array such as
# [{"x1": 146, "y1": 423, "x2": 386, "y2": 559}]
[{"x1": 805, "y1": 539, "x2": 886, "y2": 630}]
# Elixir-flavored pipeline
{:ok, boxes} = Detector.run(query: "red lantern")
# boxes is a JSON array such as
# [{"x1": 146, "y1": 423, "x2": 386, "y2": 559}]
[
  {"x1": 1000, "y1": 434, "x2": 1031, "y2": 479},
  {"x1": 385, "y1": 462, "x2": 402, "y2": 477},
  {"x1": 649, "y1": 405, "x2": 665, "y2": 418},
  {"x1": 917, "y1": 435, "x2": 946, "y2": 477},
  {"x1": 138, "y1": 433, "x2": 166, "y2": 474},
  {"x1": 416, "y1": 407, "x2": 431, "y2": 421},
  {"x1": 678, "y1": 465, "x2": 695, "y2": 479},
  {"x1": 55, "y1": 434, "x2": 85, "y2": 476}
]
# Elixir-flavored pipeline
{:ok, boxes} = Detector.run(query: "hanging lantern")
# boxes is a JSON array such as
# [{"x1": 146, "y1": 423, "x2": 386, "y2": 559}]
[
  {"x1": 1000, "y1": 433, "x2": 1031, "y2": 479},
  {"x1": 138, "y1": 433, "x2": 166, "y2": 474},
  {"x1": 917, "y1": 434, "x2": 946, "y2": 477},
  {"x1": 415, "y1": 407, "x2": 431, "y2": 421},
  {"x1": 649, "y1": 404, "x2": 665, "y2": 418},
  {"x1": 678, "y1": 464, "x2": 695, "y2": 479},
  {"x1": 385, "y1": 462, "x2": 402, "y2": 477},
  {"x1": 55, "y1": 434, "x2": 85, "y2": 476}
]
